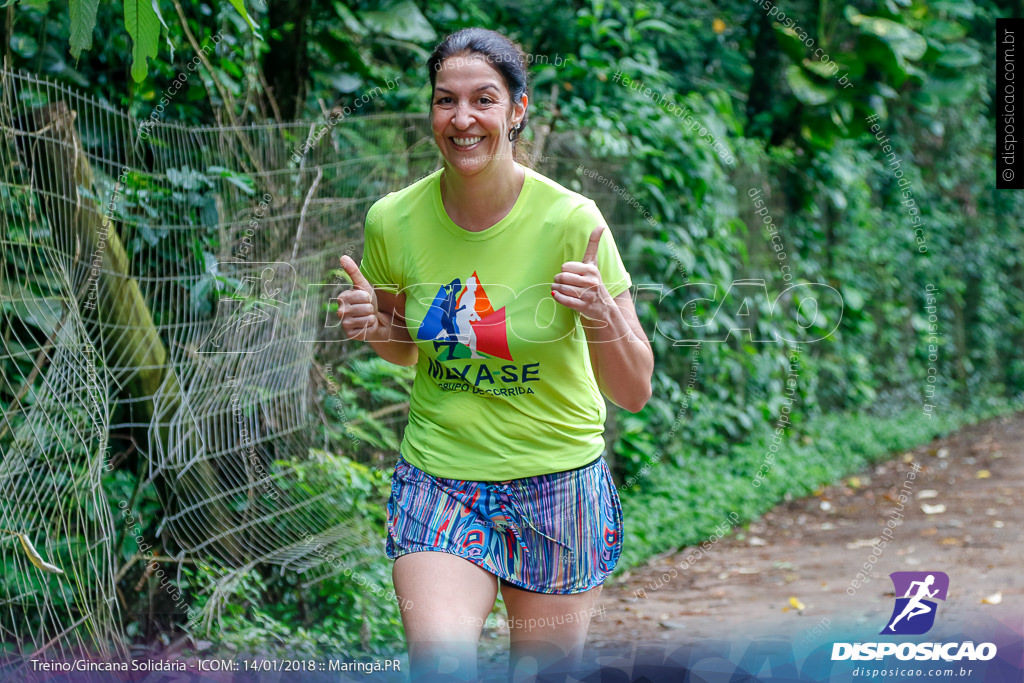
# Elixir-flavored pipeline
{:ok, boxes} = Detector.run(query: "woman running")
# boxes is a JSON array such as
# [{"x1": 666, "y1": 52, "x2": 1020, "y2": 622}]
[{"x1": 336, "y1": 27, "x2": 653, "y2": 682}]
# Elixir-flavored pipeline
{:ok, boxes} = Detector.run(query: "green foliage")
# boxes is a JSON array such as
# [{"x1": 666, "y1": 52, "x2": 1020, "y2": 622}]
[
  {"x1": 322, "y1": 356, "x2": 415, "y2": 456},
  {"x1": 123, "y1": 0, "x2": 160, "y2": 82},
  {"x1": 180, "y1": 452, "x2": 403, "y2": 656},
  {"x1": 546, "y1": 0, "x2": 1024, "y2": 495},
  {"x1": 617, "y1": 397, "x2": 1024, "y2": 569},
  {"x1": 224, "y1": 0, "x2": 261, "y2": 39},
  {"x1": 68, "y1": 0, "x2": 98, "y2": 58},
  {"x1": 59, "y1": 0, "x2": 259, "y2": 83},
  {"x1": 5, "y1": 0, "x2": 1022, "y2": 661}
]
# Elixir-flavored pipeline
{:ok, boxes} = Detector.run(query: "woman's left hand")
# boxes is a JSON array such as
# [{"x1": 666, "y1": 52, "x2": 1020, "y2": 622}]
[{"x1": 552, "y1": 225, "x2": 615, "y2": 323}]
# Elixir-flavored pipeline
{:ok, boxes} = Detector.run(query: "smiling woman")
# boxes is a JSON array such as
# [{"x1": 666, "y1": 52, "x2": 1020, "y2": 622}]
[
  {"x1": 427, "y1": 30, "x2": 531, "y2": 231},
  {"x1": 334, "y1": 26, "x2": 654, "y2": 682}
]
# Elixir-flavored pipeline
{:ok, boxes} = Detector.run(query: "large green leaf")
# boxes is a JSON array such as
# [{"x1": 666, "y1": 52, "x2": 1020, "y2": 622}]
[
  {"x1": 360, "y1": 0, "x2": 436, "y2": 42},
  {"x1": 150, "y1": 0, "x2": 174, "y2": 61},
  {"x1": 845, "y1": 7, "x2": 927, "y2": 63},
  {"x1": 225, "y1": 0, "x2": 263, "y2": 40},
  {"x1": 332, "y1": 1, "x2": 365, "y2": 33},
  {"x1": 312, "y1": 29, "x2": 373, "y2": 79},
  {"x1": 10, "y1": 295, "x2": 67, "y2": 340},
  {"x1": 923, "y1": 19, "x2": 968, "y2": 42},
  {"x1": 785, "y1": 65, "x2": 833, "y2": 106},
  {"x1": 773, "y1": 25, "x2": 811, "y2": 64},
  {"x1": 803, "y1": 58, "x2": 842, "y2": 79},
  {"x1": 68, "y1": 0, "x2": 99, "y2": 59},
  {"x1": 123, "y1": 0, "x2": 160, "y2": 82},
  {"x1": 936, "y1": 43, "x2": 982, "y2": 69}
]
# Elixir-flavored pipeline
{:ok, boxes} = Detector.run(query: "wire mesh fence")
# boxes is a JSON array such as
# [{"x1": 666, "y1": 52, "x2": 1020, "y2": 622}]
[{"x1": 0, "y1": 67, "x2": 643, "y2": 665}]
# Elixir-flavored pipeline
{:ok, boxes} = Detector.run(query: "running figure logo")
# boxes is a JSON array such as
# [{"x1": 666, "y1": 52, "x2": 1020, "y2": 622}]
[
  {"x1": 417, "y1": 270, "x2": 513, "y2": 362},
  {"x1": 880, "y1": 571, "x2": 950, "y2": 635},
  {"x1": 199, "y1": 263, "x2": 292, "y2": 354}
]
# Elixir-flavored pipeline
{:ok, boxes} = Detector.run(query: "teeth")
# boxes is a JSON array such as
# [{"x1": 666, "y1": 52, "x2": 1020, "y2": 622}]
[{"x1": 452, "y1": 136, "x2": 483, "y2": 146}]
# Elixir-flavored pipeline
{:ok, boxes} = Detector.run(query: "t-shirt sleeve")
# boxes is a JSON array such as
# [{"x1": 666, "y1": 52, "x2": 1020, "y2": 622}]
[
  {"x1": 358, "y1": 197, "x2": 400, "y2": 294},
  {"x1": 566, "y1": 200, "x2": 632, "y2": 299}
]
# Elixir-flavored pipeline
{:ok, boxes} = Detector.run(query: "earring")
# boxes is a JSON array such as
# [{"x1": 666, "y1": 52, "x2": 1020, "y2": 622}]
[{"x1": 508, "y1": 123, "x2": 520, "y2": 142}]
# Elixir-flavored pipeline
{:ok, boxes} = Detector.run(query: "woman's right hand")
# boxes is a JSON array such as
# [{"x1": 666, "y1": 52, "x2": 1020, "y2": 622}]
[{"x1": 336, "y1": 255, "x2": 383, "y2": 341}]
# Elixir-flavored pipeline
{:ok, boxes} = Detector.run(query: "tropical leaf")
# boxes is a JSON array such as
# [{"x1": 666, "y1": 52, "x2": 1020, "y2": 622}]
[
  {"x1": 123, "y1": 0, "x2": 161, "y2": 82},
  {"x1": 226, "y1": 0, "x2": 263, "y2": 40},
  {"x1": 150, "y1": 0, "x2": 174, "y2": 61},
  {"x1": 936, "y1": 43, "x2": 982, "y2": 69},
  {"x1": 360, "y1": 0, "x2": 436, "y2": 42},
  {"x1": 785, "y1": 65, "x2": 833, "y2": 106},
  {"x1": 68, "y1": 0, "x2": 99, "y2": 59},
  {"x1": 207, "y1": 165, "x2": 256, "y2": 195},
  {"x1": 845, "y1": 7, "x2": 927, "y2": 63}
]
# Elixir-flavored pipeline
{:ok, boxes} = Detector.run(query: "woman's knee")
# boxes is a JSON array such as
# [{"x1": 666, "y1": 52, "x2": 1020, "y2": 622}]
[{"x1": 502, "y1": 584, "x2": 602, "y2": 644}]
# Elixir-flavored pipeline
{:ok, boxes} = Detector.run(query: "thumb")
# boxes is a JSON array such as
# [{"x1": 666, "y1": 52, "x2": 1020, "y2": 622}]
[
  {"x1": 582, "y1": 225, "x2": 606, "y2": 265},
  {"x1": 340, "y1": 255, "x2": 372, "y2": 292}
]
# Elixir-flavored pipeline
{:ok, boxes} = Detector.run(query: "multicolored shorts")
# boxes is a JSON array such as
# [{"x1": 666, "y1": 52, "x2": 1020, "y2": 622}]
[{"x1": 385, "y1": 453, "x2": 624, "y2": 594}]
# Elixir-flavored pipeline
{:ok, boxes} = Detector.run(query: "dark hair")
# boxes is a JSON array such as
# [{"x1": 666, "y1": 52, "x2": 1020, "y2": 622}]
[{"x1": 427, "y1": 28, "x2": 530, "y2": 148}]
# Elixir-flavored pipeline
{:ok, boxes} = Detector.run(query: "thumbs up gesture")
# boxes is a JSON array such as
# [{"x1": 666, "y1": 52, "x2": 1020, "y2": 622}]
[
  {"x1": 552, "y1": 225, "x2": 614, "y2": 322},
  {"x1": 336, "y1": 255, "x2": 383, "y2": 341}
]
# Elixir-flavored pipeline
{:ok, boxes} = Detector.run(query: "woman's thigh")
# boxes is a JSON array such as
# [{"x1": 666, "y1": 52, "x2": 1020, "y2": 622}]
[
  {"x1": 393, "y1": 551, "x2": 499, "y2": 640},
  {"x1": 393, "y1": 552, "x2": 500, "y2": 681}
]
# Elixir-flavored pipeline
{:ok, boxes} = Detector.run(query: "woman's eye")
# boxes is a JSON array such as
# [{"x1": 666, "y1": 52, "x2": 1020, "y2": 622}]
[
  {"x1": 434, "y1": 97, "x2": 452, "y2": 105},
  {"x1": 478, "y1": 97, "x2": 493, "y2": 105}
]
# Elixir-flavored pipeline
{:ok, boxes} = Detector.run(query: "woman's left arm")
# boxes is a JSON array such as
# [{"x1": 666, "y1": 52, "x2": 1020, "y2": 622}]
[{"x1": 553, "y1": 226, "x2": 654, "y2": 413}]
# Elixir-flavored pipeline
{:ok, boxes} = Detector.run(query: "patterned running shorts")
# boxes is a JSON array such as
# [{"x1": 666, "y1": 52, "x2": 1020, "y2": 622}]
[{"x1": 385, "y1": 453, "x2": 624, "y2": 594}]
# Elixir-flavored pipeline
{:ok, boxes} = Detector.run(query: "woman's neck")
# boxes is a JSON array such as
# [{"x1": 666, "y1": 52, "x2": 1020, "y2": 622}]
[{"x1": 440, "y1": 159, "x2": 525, "y2": 232}]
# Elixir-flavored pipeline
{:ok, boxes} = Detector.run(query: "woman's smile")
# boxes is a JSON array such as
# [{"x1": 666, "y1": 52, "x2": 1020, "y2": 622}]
[{"x1": 450, "y1": 135, "x2": 484, "y2": 150}]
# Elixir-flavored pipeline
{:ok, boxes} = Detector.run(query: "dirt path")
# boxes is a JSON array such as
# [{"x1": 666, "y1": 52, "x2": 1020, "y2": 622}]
[{"x1": 586, "y1": 410, "x2": 1024, "y2": 648}]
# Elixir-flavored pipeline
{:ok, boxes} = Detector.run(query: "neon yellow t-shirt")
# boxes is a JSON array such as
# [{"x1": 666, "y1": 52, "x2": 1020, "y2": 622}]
[{"x1": 359, "y1": 164, "x2": 633, "y2": 480}]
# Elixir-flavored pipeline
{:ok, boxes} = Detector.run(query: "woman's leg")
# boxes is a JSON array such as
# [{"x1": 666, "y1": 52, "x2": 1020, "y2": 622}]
[
  {"x1": 393, "y1": 551, "x2": 499, "y2": 682},
  {"x1": 500, "y1": 582, "x2": 603, "y2": 683}
]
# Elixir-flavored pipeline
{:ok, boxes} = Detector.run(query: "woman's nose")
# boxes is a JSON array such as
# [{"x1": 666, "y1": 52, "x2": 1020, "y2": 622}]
[{"x1": 451, "y1": 102, "x2": 475, "y2": 129}]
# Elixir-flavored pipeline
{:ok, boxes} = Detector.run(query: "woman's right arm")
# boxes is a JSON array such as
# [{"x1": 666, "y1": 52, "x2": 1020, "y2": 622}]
[{"x1": 336, "y1": 255, "x2": 418, "y2": 367}]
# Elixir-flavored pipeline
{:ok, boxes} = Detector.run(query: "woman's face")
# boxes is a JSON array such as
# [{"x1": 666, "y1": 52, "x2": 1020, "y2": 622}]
[{"x1": 431, "y1": 53, "x2": 527, "y2": 177}]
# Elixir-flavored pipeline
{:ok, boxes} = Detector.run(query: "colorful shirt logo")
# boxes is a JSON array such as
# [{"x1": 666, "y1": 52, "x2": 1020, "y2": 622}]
[
  {"x1": 881, "y1": 571, "x2": 950, "y2": 635},
  {"x1": 416, "y1": 271, "x2": 513, "y2": 362}
]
